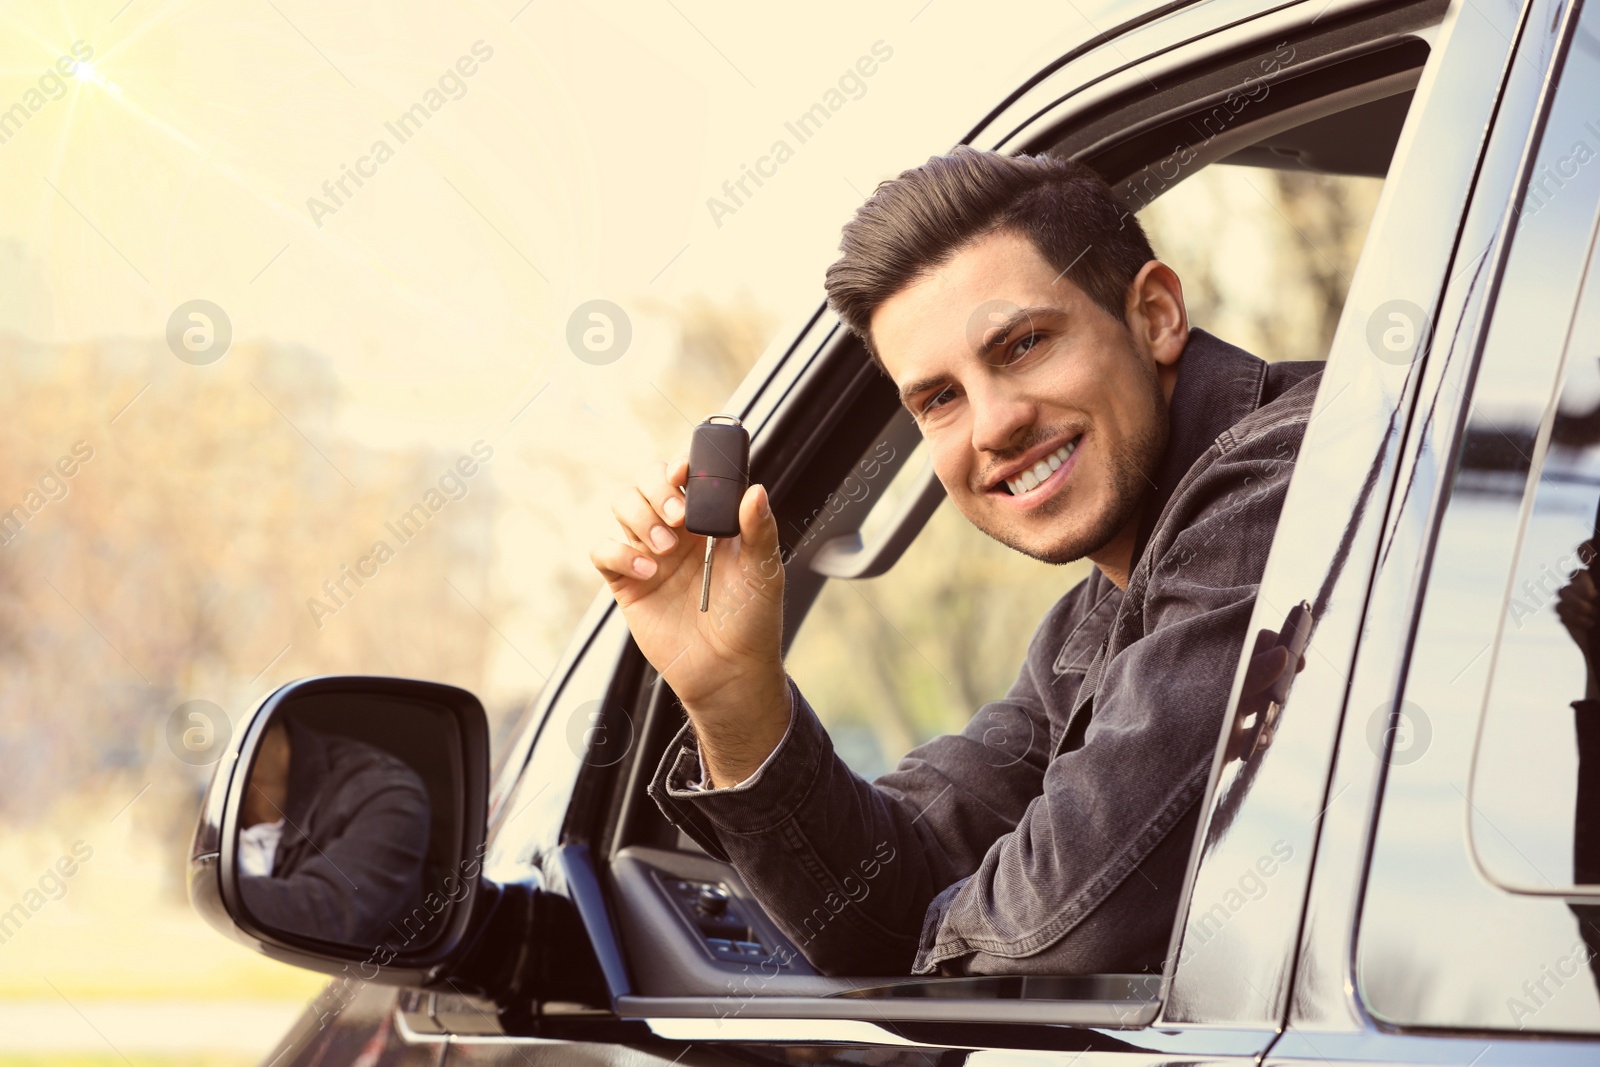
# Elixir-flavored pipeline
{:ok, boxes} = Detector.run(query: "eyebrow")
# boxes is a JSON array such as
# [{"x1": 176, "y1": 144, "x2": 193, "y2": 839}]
[{"x1": 896, "y1": 304, "x2": 1059, "y2": 409}]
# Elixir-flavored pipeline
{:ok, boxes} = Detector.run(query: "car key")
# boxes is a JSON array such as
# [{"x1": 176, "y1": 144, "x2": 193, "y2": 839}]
[{"x1": 684, "y1": 415, "x2": 750, "y2": 612}]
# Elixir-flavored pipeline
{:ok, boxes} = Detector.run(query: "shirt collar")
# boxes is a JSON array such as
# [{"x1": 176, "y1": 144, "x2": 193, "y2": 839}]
[{"x1": 1128, "y1": 326, "x2": 1268, "y2": 571}]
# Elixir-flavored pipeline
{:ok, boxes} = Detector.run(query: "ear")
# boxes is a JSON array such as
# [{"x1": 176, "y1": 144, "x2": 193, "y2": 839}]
[{"x1": 1124, "y1": 259, "x2": 1188, "y2": 371}]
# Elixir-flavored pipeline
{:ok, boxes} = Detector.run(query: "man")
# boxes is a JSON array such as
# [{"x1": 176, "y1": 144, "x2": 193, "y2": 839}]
[
  {"x1": 238, "y1": 715, "x2": 433, "y2": 949},
  {"x1": 590, "y1": 146, "x2": 1316, "y2": 976}
]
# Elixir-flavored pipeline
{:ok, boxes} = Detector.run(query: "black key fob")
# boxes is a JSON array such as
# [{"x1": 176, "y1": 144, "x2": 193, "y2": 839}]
[{"x1": 685, "y1": 415, "x2": 749, "y2": 539}]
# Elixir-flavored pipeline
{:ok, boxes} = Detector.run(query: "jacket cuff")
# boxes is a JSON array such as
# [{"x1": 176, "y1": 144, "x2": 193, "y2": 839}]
[
  {"x1": 910, "y1": 876, "x2": 971, "y2": 975},
  {"x1": 681, "y1": 685, "x2": 796, "y2": 791},
  {"x1": 648, "y1": 675, "x2": 829, "y2": 835}
]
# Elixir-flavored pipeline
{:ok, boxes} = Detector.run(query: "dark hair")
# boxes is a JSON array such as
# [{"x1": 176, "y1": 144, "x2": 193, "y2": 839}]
[{"x1": 823, "y1": 146, "x2": 1156, "y2": 370}]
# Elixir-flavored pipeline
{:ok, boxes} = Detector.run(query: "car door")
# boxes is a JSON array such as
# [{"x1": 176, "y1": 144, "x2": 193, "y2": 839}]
[
  {"x1": 1159, "y1": 0, "x2": 1580, "y2": 1037},
  {"x1": 1272, "y1": 0, "x2": 1600, "y2": 1058}
]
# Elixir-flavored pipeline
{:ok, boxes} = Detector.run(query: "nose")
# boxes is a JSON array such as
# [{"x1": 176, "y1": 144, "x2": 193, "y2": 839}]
[{"x1": 967, "y1": 373, "x2": 1034, "y2": 459}]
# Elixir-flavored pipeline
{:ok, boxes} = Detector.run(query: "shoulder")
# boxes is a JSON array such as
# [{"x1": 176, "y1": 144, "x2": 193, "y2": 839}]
[
  {"x1": 1144, "y1": 362, "x2": 1324, "y2": 566},
  {"x1": 325, "y1": 735, "x2": 428, "y2": 799},
  {"x1": 1216, "y1": 360, "x2": 1324, "y2": 457}
]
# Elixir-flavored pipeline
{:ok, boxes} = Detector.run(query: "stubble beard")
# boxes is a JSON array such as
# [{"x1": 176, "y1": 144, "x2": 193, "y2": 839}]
[{"x1": 972, "y1": 358, "x2": 1169, "y2": 567}]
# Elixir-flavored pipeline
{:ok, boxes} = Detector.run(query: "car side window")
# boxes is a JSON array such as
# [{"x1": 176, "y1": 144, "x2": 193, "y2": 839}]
[
  {"x1": 1358, "y1": 0, "x2": 1600, "y2": 1032},
  {"x1": 782, "y1": 438, "x2": 1086, "y2": 778},
  {"x1": 1469, "y1": 263, "x2": 1600, "y2": 895}
]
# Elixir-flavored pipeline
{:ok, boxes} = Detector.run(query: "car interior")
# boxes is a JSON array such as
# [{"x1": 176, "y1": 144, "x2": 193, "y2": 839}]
[{"x1": 530, "y1": 0, "x2": 1449, "y2": 1025}]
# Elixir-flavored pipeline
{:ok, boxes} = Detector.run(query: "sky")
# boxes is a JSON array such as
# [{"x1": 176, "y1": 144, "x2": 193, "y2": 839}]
[
  {"x1": 0, "y1": 0, "x2": 1156, "y2": 444},
  {"x1": 0, "y1": 0, "x2": 1178, "y2": 703}
]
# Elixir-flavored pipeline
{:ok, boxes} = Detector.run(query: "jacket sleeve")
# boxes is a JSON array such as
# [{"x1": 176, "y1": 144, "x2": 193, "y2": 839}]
[{"x1": 646, "y1": 577, "x2": 1103, "y2": 976}]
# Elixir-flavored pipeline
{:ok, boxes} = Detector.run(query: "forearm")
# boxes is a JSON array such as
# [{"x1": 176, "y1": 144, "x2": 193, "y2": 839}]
[
  {"x1": 240, "y1": 866, "x2": 375, "y2": 944},
  {"x1": 649, "y1": 679, "x2": 986, "y2": 974}
]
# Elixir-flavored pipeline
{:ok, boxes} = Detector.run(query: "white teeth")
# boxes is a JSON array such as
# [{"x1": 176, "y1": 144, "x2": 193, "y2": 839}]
[{"x1": 1005, "y1": 438, "x2": 1078, "y2": 497}]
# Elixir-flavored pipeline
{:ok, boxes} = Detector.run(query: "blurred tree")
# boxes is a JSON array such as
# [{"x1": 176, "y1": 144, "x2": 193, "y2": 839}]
[
  {"x1": 0, "y1": 337, "x2": 501, "y2": 903},
  {"x1": 1139, "y1": 165, "x2": 1383, "y2": 364}
]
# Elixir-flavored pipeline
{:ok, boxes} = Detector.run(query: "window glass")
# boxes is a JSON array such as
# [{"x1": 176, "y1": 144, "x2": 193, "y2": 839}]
[
  {"x1": 486, "y1": 608, "x2": 631, "y2": 878},
  {"x1": 1470, "y1": 258, "x2": 1600, "y2": 892}
]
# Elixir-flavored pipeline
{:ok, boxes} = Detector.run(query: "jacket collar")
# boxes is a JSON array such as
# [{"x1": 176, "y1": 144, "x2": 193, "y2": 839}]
[{"x1": 1128, "y1": 326, "x2": 1268, "y2": 571}]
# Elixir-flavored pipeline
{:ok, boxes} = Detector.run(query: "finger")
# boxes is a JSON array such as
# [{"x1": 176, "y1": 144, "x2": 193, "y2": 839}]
[
  {"x1": 1558, "y1": 592, "x2": 1596, "y2": 625},
  {"x1": 735, "y1": 484, "x2": 783, "y2": 581},
  {"x1": 1557, "y1": 603, "x2": 1592, "y2": 631},
  {"x1": 611, "y1": 484, "x2": 680, "y2": 556},
  {"x1": 1566, "y1": 570, "x2": 1597, "y2": 601},
  {"x1": 645, "y1": 456, "x2": 690, "y2": 527},
  {"x1": 589, "y1": 534, "x2": 659, "y2": 583},
  {"x1": 1242, "y1": 644, "x2": 1289, "y2": 695}
]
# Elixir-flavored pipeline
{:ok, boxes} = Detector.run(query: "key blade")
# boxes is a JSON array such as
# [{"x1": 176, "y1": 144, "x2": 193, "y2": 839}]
[{"x1": 699, "y1": 536, "x2": 716, "y2": 612}]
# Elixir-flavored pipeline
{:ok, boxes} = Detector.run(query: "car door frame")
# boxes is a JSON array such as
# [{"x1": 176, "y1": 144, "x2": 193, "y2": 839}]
[{"x1": 418, "y1": 0, "x2": 1487, "y2": 1060}]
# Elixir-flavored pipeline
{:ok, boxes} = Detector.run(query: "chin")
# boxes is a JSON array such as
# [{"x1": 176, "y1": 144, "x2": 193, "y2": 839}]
[
  {"x1": 973, "y1": 510, "x2": 1102, "y2": 566},
  {"x1": 1010, "y1": 532, "x2": 1099, "y2": 567},
  {"x1": 967, "y1": 488, "x2": 1129, "y2": 567}
]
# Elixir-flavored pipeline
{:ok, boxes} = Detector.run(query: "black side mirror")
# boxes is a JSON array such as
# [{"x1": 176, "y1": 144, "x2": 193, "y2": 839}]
[{"x1": 188, "y1": 675, "x2": 490, "y2": 984}]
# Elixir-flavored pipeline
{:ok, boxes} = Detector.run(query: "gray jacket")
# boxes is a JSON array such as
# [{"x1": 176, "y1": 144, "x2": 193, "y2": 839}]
[{"x1": 647, "y1": 327, "x2": 1323, "y2": 977}]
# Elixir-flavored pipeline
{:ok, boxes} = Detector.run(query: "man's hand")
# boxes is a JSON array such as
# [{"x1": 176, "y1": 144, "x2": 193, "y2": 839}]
[
  {"x1": 589, "y1": 453, "x2": 791, "y2": 787},
  {"x1": 1555, "y1": 545, "x2": 1600, "y2": 700},
  {"x1": 1224, "y1": 627, "x2": 1307, "y2": 762}
]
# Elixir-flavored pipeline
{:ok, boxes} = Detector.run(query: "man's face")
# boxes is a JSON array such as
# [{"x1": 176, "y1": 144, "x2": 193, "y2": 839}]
[
  {"x1": 871, "y1": 228, "x2": 1183, "y2": 569},
  {"x1": 243, "y1": 722, "x2": 291, "y2": 827}
]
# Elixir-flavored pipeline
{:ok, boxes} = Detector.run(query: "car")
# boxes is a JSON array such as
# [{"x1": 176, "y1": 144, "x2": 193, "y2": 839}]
[{"x1": 188, "y1": 0, "x2": 1600, "y2": 1062}]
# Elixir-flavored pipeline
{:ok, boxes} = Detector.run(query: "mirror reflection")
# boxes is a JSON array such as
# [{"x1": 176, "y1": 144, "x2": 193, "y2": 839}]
[{"x1": 235, "y1": 697, "x2": 463, "y2": 953}]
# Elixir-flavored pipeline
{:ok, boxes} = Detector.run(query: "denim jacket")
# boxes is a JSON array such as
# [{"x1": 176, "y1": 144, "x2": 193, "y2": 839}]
[{"x1": 647, "y1": 327, "x2": 1324, "y2": 977}]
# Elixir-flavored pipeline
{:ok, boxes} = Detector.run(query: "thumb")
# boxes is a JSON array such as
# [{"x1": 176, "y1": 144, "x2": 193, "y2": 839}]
[
  {"x1": 738, "y1": 483, "x2": 781, "y2": 568},
  {"x1": 1245, "y1": 644, "x2": 1289, "y2": 695}
]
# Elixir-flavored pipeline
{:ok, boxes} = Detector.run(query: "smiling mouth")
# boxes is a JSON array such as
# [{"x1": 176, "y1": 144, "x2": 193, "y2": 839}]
[{"x1": 994, "y1": 435, "x2": 1081, "y2": 496}]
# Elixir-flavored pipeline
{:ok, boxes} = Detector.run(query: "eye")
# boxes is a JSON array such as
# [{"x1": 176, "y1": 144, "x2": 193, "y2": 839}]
[
  {"x1": 919, "y1": 385, "x2": 955, "y2": 417},
  {"x1": 1002, "y1": 331, "x2": 1041, "y2": 364}
]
